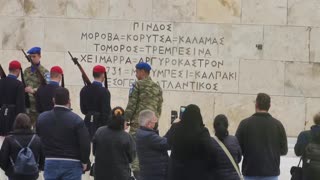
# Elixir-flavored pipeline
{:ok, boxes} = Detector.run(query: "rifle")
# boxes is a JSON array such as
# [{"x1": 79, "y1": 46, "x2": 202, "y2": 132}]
[
  {"x1": 21, "y1": 49, "x2": 46, "y2": 86},
  {"x1": 68, "y1": 51, "x2": 91, "y2": 86},
  {"x1": 20, "y1": 67, "x2": 31, "y2": 108},
  {"x1": 0, "y1": 64, "x2": 6, "y2": 79}
]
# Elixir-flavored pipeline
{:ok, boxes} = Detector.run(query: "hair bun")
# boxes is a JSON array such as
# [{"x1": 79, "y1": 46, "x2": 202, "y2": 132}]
[{"x1": 114, "y1": 109, "x2": 123, "y2": 116}]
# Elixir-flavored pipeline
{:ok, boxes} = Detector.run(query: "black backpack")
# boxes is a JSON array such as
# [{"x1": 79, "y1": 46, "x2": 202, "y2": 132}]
[
  {"x1": 10, "y1": 135, "x2": 39, "y2": 175},
  {"x1": 304, "y1": 136, "x2": 320, "y2": 179}
]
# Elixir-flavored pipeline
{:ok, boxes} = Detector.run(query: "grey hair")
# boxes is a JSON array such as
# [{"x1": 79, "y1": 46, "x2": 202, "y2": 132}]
[{"x1": 139, "y1": 110, "x2": 155, "y2": 126}]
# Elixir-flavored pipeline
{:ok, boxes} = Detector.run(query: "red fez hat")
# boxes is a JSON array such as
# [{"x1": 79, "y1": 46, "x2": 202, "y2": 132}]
[
  {"x1": 93, "y1": 65, "x2": 106, "y2": 73},
  {"x1": 50, "y1": 66, "x2": 63, "y2": 74},
  {"x1": 9, "y1": 60, "x2": 21, "y2": 70}
]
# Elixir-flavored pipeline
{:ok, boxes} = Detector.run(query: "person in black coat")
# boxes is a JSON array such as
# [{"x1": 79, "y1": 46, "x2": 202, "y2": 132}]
[
  {"x1": 294, "y1": 112, "x2": 320, "y2": 180},
  {"x1": 210, "y1": 114, "x2": 242, "y2": 180},
  {"x1": 165, "y1": 104, "x2": 215, "y2": 180},
  {"x1": 80, "y1": 65, "x2": 111, "y2": 138},
  {"x1": 37, "y1": 87, "x2": 91, "y2": 180},
  {"x1": 236, "y1": 93, "x2": 288, "y2": 179},
  {"x1": 136, "y1": 109, "x2": 170, "y2": 180},
  {"x1": 92, "y1": 107, "x2": 136, "y2": 180},
  {"x1": 0, "y1": 61, "x2": 25, "y2": 136},
  {"x1": 0, "y1": 113, "x2": 44, "y2": 180},
  {"x1": 35, "y1": 66, "x2": 63, "y2": 113}
]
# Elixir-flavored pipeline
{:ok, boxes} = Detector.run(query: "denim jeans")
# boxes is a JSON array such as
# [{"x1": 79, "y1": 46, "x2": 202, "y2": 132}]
[
  {"x1": 244, "y1": 176, "x2": 278, "y2": 180},
  {"x1": 44, "y1": 160, "x2": 82, "y2": 180}
]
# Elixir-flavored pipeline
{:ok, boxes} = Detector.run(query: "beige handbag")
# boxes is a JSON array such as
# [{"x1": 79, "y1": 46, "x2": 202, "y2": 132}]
[{"x1": 213, "y1": 136, "x2": 244, "y2": 180}]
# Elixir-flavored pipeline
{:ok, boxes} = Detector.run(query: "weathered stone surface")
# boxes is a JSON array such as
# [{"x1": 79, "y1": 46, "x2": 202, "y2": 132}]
[
  {"x1": 214, "y1": 94, "x2": 256, "y2": 135},
  {"x1": 23, "y1": 0, "x2": 43, "y2": 16},
  {"x1": 239, "y1": 60, "x2": 285, "y2": 95},
  {"x1": 109, "y1": 87, "x2": 132, "y2": 108},
  {"x1": 65, "y1": 85, "x2": 84, "y2": 119},
  {"x1": 43, "y1": 0, "x2": 67, "y2": 17},
  {"x1": 285, "y1": 62, "x2": 320, "y2": 97},
  {"x1": 152, "y1": 0, "x2": 196, "y2": 21},
  {"x1": 242, "y1": 0, "x2": 287, "y2": 25},
  {"x1": 270, "y1": 96, "x2": 306, "y2": 137},
  {"x1": 161, "y1": 91, "x2": 215, "y2": 134},
  {"x1": 0, "y1": 50, "x2": 31, "y2": 70},
  {"x1": 263, "y1": 26, "x2": 309, "y2": 62},
  {"x1": 0, "y1": 33, "x2": 2, "y2": 50},
  {"x1": 219, "y1": 25, "x2": 264, "y2": 59},
  {"x1": 67, "y1": 0, "x2": 109, "y2": 18},
  {"x1": 288, "y1": 0, "x2": 320, "y2": 27},
  {"x1": 197, "y1": 0, "x2": 241, "y2": 23},
  {"x1": 310, "y1": 28, "x2": 320, "y2": 63},
  {"x1": 0, "y1": 17, "x2": 44, "y2": 50},
  {"x1": 44, "y1": 19, "x2": 88, "y2": 52},
  {"x1": 0, "y1": 0, "x2": 24, "y2": 16},
  {"x1": 109, "y1": 0, "x2": 152, "y2": 20},
  {"x1": 0, "y1": 0, "x2": 68, "y2": 17},
  {"x1": 40, "y1": 52, "x2": 66, "y2": 70},
  {"x1": 306, "y1": 98, "x2": 320, "y2": 129},
  {"x1": 215, "y1": 94, "x2": 305, "y2": 137}
]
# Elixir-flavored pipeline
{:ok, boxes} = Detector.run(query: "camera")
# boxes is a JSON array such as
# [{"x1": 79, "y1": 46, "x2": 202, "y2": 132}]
[
  {"x1": 171, "y1": 110, "x2": 178, "y2": 124},
  {"x1": 179, "y1": 106, "x2": 186, "y2": 119},
  {"x1": 170, "y1": 106, "x2": 186, "y2": 124}
]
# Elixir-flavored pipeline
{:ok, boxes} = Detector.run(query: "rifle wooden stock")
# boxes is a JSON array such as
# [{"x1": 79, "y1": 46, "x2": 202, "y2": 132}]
[
  {"x1": 21, "y1": 49, "x2": 46, "y2": 86},
  {"x1": 68, "y1": 51, "x2": 91, "y2": 86},
  {"x1": 20, "y1": 67, "x2": 31, "y2": 108},
  {"x1": 0, "y1": 64, "x2": 6, "y2": 79}
]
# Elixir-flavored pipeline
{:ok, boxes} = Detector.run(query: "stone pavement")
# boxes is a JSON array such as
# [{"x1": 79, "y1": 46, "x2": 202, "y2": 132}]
[
  {"x1": 278, "y1": 138, "x2": 300, "y2": 180},
  {"x1": 0, "y1": 137, "x2": 299, "y2": 180}
]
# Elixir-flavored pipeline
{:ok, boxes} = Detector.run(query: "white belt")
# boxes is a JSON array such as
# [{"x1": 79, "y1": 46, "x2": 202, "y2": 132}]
[{"x1": 45, "y1": 158, "x2": 80, "y2": 162}]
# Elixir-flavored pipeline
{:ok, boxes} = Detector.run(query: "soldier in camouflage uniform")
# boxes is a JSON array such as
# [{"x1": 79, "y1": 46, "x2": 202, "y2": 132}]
[
  {"x1": 24, "y1": 47, "x2": 50, "y2": 126},
  {"x1": 124, "y1": 62, "x2": 163, "y2": 179}
]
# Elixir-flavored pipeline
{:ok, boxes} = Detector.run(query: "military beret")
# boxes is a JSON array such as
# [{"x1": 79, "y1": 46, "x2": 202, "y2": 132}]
[
  {"x1": 27, "y1": 47, "x2": 41, "y2": 54},
  {"x1": 9, "y1": 60, "x2": 21, "y2": 70},
  {"x1": 50, "y1": 66, "x2": 63, "y2": 74},
  {"x1": 135, "y1": 62, "x2": 151, "y2": 71},
  {"x1": 93, "y1": 65, "x2": 106, "y2": 73}
]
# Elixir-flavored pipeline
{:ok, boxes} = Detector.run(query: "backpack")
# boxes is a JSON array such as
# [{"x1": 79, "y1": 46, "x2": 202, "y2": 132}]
[
  {"x1": 10, "y1": 135, "x2": 39, "y2": 175},
  {"x1": 304, "y1": 136, "x2": 320, "y2": 179}
]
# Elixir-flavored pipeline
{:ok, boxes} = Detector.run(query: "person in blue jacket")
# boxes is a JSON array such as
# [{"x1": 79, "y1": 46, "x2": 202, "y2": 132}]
[{"x1": 136, "y1": 109, "x2": 170, "y2": 180}]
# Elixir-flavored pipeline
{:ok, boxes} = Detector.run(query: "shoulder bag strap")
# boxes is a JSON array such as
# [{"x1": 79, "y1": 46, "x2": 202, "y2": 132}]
[
  {"x1": 27, "y1": 134, "x2": 36, "y2": 148},
  {"x1": 12, "y1": 136, "x2": 23, "y2": 148},
  {"x1": 297, "y1": 156, "x2": 303, "y2": 167},
  {"x1": 213, "y1": 136, "x2": 243, "y2": 179},
  {"x1": 10, "y1": 135, "x2": 28, "y2": 166}
]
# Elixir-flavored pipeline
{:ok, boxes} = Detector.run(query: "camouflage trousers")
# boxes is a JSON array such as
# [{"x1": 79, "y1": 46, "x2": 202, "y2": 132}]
[
  {"x1": 27, "y1": 111, "x2": 39, "y2": 129},
  {"x1": 129, "y1": 125, "x2": 140, "y2": 172}
]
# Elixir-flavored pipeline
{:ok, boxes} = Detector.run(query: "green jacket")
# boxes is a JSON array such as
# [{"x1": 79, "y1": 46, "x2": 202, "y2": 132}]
[{"x1": 125, "y1": 77, "x2": 163, "y2": 129}]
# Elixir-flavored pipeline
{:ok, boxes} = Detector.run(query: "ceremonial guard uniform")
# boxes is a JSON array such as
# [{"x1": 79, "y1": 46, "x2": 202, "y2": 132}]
[
  {"x1": 24, "y1": 47, "x2": 49, "y2": 125},
  {"x1": 80, "y1": 65, "x2": 111, "y2": 139},
  {"x1": 0, "y1": 61, "x2": 25, "y2": 135},
  {"x1": 35, "y1": 66, "x2": 63, "y2": 113}
]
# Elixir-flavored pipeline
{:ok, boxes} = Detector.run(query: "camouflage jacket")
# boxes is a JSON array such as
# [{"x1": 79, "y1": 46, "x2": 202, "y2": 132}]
[
  {"x1": 24, "y1": 65, "x2": 49, "y2": 112},
  {"x1": 125, "y1": 76, "x2": 163, "y2": 128}
]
